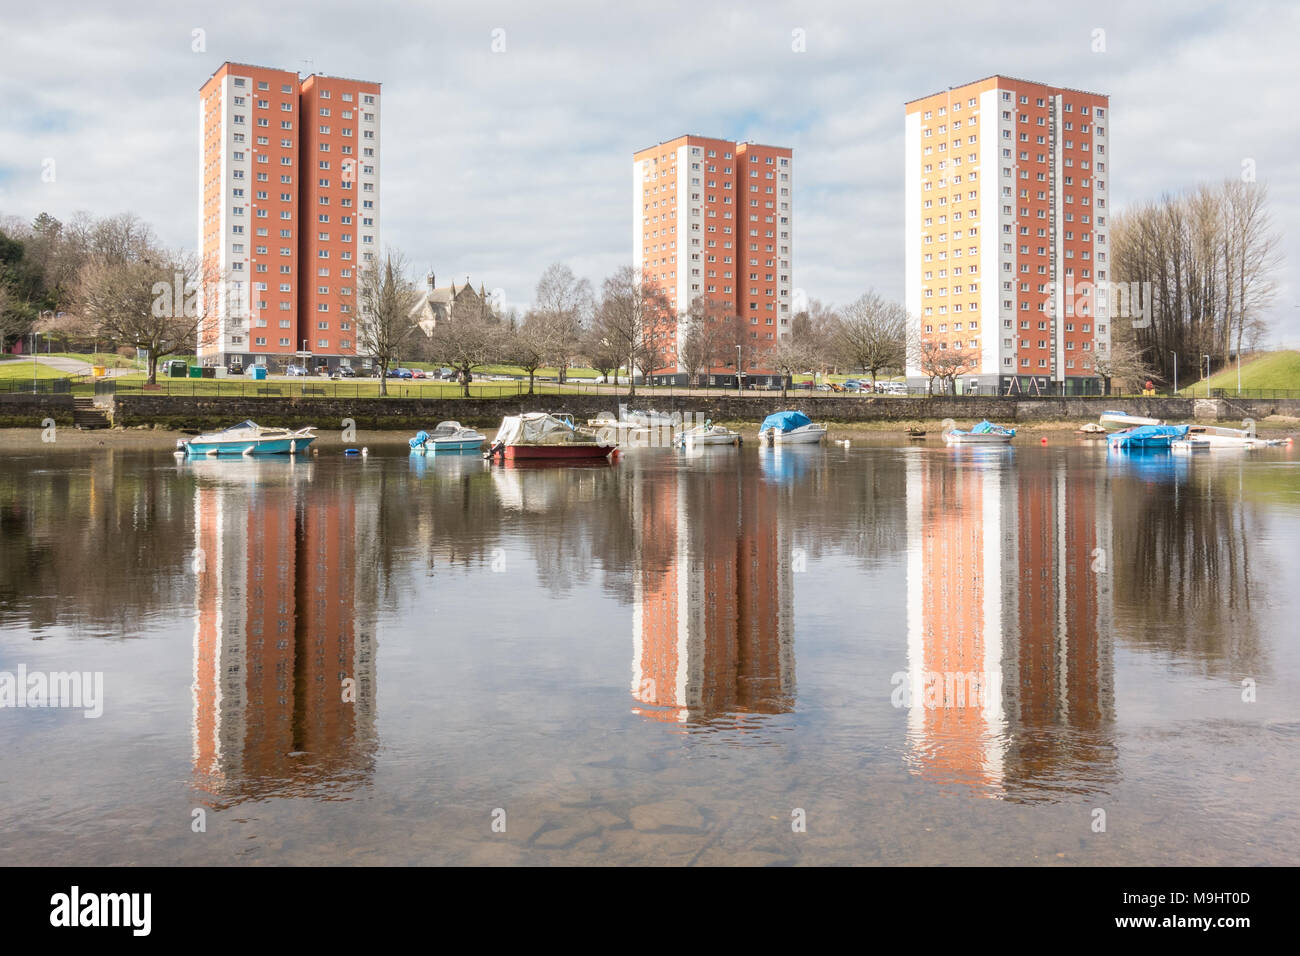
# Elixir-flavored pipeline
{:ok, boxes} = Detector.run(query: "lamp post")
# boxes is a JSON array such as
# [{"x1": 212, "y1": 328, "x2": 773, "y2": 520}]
[
  {"x1": 1202, "y1": 354, "x2": 1210, "y2": 396},
  {"x1": 735, "y1": 345, "x2": 742, "y2": 397},
  {"x1": 1171, "y1": 351, "x2": 1178, "y2": 395}
]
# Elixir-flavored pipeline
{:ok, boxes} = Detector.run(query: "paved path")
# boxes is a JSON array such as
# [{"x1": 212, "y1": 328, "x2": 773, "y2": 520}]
[{"x1": 32, "y1": 355, "x2": 136, "y2": 378}]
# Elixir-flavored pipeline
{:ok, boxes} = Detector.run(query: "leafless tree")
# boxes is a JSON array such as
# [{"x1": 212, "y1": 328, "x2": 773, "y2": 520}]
[
  {"x1": 1112, "y1": 179, "x2": 1282, "y2": 384},
  {"x1": 836, "y1": 290, "x2": 908, "y2": 386},
  {"x1": 427, "y1": 288, "x2": 507, "y2": 398},
  {"x1": 531, "y1": 263, "x2": 592, "y2": 383},
  {"x1": 597, "y1": 266, "x2": 672, "y2": 396},
  {"x1": 678, "y1": 297, "x2": 731, "y2": 386},
  {"x1": 76, "y1": 244, "x2": 212, "y2": 384},
  {"x1": 356, "y1": 251, "x2": 422, "y2": 396}
]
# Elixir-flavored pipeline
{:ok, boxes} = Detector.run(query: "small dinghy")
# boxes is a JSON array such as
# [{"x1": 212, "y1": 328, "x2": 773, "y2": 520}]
[
  {"x1": 943, "y1": 420, "x2": 1016, "y2": 445},
  {"x1": 675, "y1": 421, "x2": 741, "y2": 447}
]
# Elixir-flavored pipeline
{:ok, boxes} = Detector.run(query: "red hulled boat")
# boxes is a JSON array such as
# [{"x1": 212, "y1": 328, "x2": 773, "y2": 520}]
[{"x1": 485, "y1": 412, "x2": 616, "y2": 461}]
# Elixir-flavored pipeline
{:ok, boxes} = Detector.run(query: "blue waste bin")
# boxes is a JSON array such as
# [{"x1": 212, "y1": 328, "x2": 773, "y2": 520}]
[{"x1": 251, "y1": 366, "x2": 267, "y2": 381}]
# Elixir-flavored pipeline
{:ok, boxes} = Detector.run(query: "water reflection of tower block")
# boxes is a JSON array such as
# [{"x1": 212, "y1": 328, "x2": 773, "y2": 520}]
[
  {"x1": 192, "y1": 477, "x2": 378, "y2": 805},
  {"x1": 631, "y1": 464, "x2": 794, "y2": 724}
]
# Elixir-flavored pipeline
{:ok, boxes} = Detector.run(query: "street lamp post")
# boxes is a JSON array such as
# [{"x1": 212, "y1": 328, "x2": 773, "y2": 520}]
[
  {"x1": 1202, "y1": 354, "x2": 1210, "y2": 396},
  {"x1": 1171, "y1": 351, "x2": 1178, "y2": 395},
  {"x1": 736, "y1": 345, "x2": 742, "y2": 397}
]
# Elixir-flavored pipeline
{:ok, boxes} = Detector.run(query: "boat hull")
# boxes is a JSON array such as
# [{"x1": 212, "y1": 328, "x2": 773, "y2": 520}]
[
  {"x1": 421, "y1": 437, "x2": 485, "y2": 452},
  {"x1": 944, "y1": 433, "x2": 1013, "y2": 445},
  {"x1": 762, "y1": 426, "x2": 826, "y2": 445},
  {"x1": 502, "y1": 443, "x2": 614, "y2": 460},
  {"x1": 184, "y1": 436, "x2": 316, "y2": 456}
]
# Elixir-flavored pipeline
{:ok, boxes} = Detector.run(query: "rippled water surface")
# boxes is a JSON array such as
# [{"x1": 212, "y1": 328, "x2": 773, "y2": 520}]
[{"x1": 1, "y1": 438, "x2": 1298, "y2": 865}]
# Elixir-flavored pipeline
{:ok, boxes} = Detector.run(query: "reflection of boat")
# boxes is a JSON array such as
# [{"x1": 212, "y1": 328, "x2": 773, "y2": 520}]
[
  {"x1": 943, "y1": 420, "x2": 1016, "y2": 445},
  {"x1": 409, "y1": 421, "x2": 487, "y2": 452},
  {"x1": 759, "y1": 410, "x2": 827, "y2": 445},
  {"x1": 1107, "y1": 424, "x2": 1188, "y2": 451},
  {"x1": 675, "y1": 422, "x2": 741, "y2": 447},
  {"x1": 178, "y1": 420, "x2": 317, "y2": 456},
  {"x1": 1099, "y1": 410, "x2": 1163, "y2": 431},
  {"x1": 1171, "y1": 437, "x2": 1211, "y2": 454},
  {"x1": 485, "y1": 412, "x2": 616, "y2": 461}
]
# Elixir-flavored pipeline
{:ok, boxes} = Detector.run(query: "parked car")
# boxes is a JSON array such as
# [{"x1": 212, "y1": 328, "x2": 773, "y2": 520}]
[
  {"x1": 793, "y1": 381, "x2": 813, "y2": 390},
  {"x1": 387, "y1": 367, "x2": 414, "y2": 379},
  {"x1": 410, "y1": 368, "x2": 427, "y2": 379},
  {"x1": 815, "y1": 383, "x2": 833, "y2": 391},
  {"x1": 337, "y1": 366, "x2": 357, "y2": 378},
  {"x1": 228, "y1": 363, "x2": 244, "y2": 375},
  {"x1": 285, "y1": 365, "x2": 308, "y2": 376}
]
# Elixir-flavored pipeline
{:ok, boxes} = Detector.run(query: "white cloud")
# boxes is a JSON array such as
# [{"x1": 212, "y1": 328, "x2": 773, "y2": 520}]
[{"x1": 1, "y1": 0, "x2": 1296, "y2": 340}]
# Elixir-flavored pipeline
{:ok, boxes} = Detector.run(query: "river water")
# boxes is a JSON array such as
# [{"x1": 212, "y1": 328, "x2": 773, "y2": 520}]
[{"x1": 1, "y1": 438, "x2": 1297, "y2": 865}]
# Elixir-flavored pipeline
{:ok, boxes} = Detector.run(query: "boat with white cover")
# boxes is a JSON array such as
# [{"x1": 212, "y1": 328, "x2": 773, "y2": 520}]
[{"x1": 675, "y1": 421, "x2": 741, "y2": 447}]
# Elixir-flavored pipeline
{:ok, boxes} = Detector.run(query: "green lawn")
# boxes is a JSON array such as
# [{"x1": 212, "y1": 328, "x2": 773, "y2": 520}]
[
  {"x1": 0, "y1": 359, "x2": 70, "y2": 380},
  {"x1": 1180, "y1": 350, "x2": 1300, "y2": 395}
]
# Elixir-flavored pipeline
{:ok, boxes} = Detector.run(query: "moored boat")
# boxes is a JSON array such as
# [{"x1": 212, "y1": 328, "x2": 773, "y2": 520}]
[
  {"x1": 759, "y1": 410, "x2": 827, "y2": 445},
  {"x1": 177, "y1": 420, "x2": 317, "y2": 457},
  {"x1": 1099, "y1": 410, "x2": 1163, "y2": 431},
  {"x1": 1107, "y1": 424, "x2": 1189, "y2": 451},
  {"x1": 675, "y1": 421, "x2": 741, "y2": 447},
  {"x1": 943, "y1": 420, "x2": 1016, "y2": 445},
  {"x1": 485, "y1": 412, "x2": 616, "y2": 461},
  {"x1": 409, "y1": 421, "x2": 487, "y2": 452}
]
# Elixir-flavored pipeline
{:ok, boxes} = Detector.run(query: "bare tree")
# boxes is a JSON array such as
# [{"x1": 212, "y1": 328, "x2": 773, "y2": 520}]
[
  {"x1": 356, "y1": 251, "x2": 421, "y2": 396},
  {"x1": 791, "y1": 298, "x2": 842, "y2": 376},
  {"x1": 836, "y1": 290, "x2": 908, "y2": 386},
  {"x1": 506, "y1": 309, "x2": 553, "y2": 395},
  {"x1": 579, "y1": 320, "x2": 623, "y2": 385},
  {"x1": 909, "y1": 335, "x2": 978, "y2": 396},
  {"x1": 427, "y1": 291, "x2": 506, "y2": 398},
  {"x1": 77, "y1": 244, "x2": 211, "y2": 384},
  {"x1": 532, "y1": 263, "x2": 592, "y2": 383},
  {"x1": 597, "y1": 266, "x2": 672, "y2": 396},
  {"x1": 678, "y1": 297, "x2": 731, "y2": 386},
  {"x1": 1112, "y1": 179, "x2": 1282, "y2": 384},
  {"x1": 767, "y1": 330, "x2": 822, "y2": 402}
]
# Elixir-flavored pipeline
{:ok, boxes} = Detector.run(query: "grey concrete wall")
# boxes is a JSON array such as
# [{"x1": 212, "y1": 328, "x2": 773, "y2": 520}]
[
  {"x1": 104, "y1": 393, "x2": 1300, "y2": 430},
  {"x1": 0, "y1": 394, "x2": 76, "y2": 428}
]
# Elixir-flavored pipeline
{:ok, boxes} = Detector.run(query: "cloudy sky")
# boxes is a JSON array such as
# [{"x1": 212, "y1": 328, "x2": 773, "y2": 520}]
[{"x1": 2, "y1": 0, "x2": 1297, "y2": 340}]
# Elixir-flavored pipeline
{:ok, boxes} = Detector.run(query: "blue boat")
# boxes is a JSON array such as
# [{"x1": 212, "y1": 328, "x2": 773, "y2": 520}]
[
  {"x1": 1107, "y1": 424, "x2": 1189, "y2": 451},
  {"x1": 943, "y1": 420, "x2": 1016, "y2": 444},
  {"x1": 177, "y1": 420, "x2": 317, "y2": 457}
]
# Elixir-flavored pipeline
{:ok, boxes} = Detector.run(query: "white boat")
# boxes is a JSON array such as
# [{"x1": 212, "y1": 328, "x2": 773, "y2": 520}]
[
  {"x1": 1181, "y1": 423, "x2": 1282, "y2": 449},
  {"x1": 409, "y1": 421, "x2": 486, "y2": 452},
  {"x1": 1099, "y1": 410, "x2": 1163, "y2": 431},
  {"x1": 759, "y1": 411, "x2": 827, "y2": 445},
  {"x1": 177, "y1": 420, "x2": 317, "y2": 457},
  {"x1": 942, "y1": 420, "x2": 1016, "y2": 445},
  {"x1": 1171, "y1": 438, "x2": 1212, "y2": 453},
  {"x1": 675, "y1": 422, "x2": 741, "y2": 447}
]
